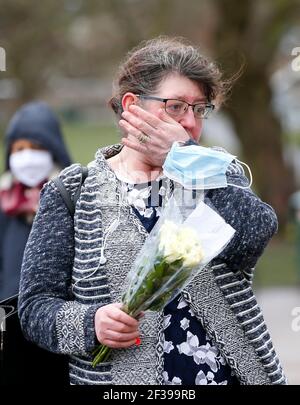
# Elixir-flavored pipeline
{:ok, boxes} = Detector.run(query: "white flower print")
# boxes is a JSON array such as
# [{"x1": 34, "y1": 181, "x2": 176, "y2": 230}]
[
  {"x1": 205, "y1": 345, "x2": 222, "y2": 372},
  {"x1": 163, "y1": 314, "x2": 172, "y2": 330},
  {"x1": 155, "y1": 206, "x2": 162, "y2": 217},
  {"x1": 164, "y1": 340, "x2": 174, "y2": 354},
  {"x1": 195, "y1": 370, "x2": 227, "y2": 385},
  {"x1": 158, "y1": 185, "x2": 167, "y2": 197},
  {"x1": 163, "y1": 371, "x2": 182, "y2": 385},
  {"x1": 162, "y1": 334, "x2": 174, "y2": 354},
  {"x1": 143, "y1": 207, "x2": 154, "y2": 218},
  {"x1": 195, "y1": 370, "x2": 208, "y2": 385},
  {"x1": 126, "y1": 186, "x2": 151, "y2": 212},
  {"x1": 177, "y1": 296, "x2": 188, "y2": 309},
  {"x1": 207, "y1": 371, "x2": 214, "y2": 381},
  {"x1": 177, "y1": 332, "x2": 227, "y2": 372},
  {"x1": 126, "y1": 183, "x2": 134, "y2": 191},
  {"x1": 188, "y1": 307, "x2": 196, "y2": 317},
  {"x1": 177, "y1": 332, "x2": 199, "y2": 357},
  {"x1": 122, "y1": 181, "x2": 165, "y2": 219},
  {"x1": 180, "y1": 317, "x2": 190, "y2": 330}
]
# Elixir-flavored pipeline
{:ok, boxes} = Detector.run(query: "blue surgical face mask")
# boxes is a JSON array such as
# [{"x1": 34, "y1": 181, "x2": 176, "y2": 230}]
[{"x1": 163, "y1": 142, "x2": 252, "y2": 190}]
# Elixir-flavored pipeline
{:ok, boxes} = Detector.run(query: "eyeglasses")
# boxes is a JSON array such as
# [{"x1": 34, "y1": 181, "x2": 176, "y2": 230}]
[{"x1": 137, "y1": 95, "x2": 215, "y2": 119}]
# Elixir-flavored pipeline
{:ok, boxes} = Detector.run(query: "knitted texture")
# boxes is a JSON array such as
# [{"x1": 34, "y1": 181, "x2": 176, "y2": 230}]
[{"x1": 18, "y1": 144, "x2": 287, "y2": 385}]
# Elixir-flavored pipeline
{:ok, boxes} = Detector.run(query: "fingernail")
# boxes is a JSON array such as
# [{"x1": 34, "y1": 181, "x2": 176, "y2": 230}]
[{"x1": 135, "y1": 337, "x2": 141, "y2": 346}]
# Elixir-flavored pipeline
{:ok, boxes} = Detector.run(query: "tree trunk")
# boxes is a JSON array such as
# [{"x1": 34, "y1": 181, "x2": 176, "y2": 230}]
[
  {"x1": 224, "y1": 69, "x2": 295, "y2": 227},
  {"x1": 212, "y1": 0, "x2": 298, "y2": 229}
]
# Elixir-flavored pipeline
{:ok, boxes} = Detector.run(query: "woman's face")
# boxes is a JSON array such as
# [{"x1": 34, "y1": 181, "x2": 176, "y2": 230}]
[{"x1": 140, "y1": 73, "x2": 206, "y2": 142}]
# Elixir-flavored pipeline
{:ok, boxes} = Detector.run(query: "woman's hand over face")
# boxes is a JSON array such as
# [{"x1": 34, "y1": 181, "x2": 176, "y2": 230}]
[
  {"x1": 94, "y1": 303, "x2": 140, "y2": 349},
  {"x1": 119, "y1": 105, "x2": 191, "y2": 167}
]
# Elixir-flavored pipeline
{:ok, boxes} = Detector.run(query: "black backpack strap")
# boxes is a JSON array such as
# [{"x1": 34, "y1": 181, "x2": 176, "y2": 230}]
[
  {"x1": 73, "y1": 166, "x2": 88, "y2": 210},
  {"x1": 52, "y1": 165, "x2": 88, "y2": 218}
]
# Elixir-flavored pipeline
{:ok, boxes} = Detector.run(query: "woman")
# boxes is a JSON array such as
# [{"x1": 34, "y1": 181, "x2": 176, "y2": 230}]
[
  {"x1": 19, "y1": 37, "x2": 287, "y2": 385},
  {"x1": 0, "y1": 101, "x2": 71, "y2": 300},
  {"x1": 0, "y1": 101, "x2": 71, "y2": 384}
]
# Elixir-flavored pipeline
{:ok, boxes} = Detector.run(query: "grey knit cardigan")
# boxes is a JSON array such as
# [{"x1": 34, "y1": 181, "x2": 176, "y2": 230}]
[{"x1": 19, "y1": 144, "x2": 287, "y2": 385}]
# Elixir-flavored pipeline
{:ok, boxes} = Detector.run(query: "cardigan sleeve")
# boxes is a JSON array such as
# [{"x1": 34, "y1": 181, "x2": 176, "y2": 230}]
[
  {"x1": 207, "y1": 168, "x2": 278, "y2": 273},
  {"x1": 0, "y1": 209, "x2": 9, "y2": 295},
  {"x1": 18, "y1": 181, "x2": 99, "y2": 355}
]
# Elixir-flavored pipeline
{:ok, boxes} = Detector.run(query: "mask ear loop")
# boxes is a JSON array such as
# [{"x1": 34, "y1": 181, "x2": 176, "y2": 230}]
[{"x1": 227, "y1": 160, "x2": 253, "y2": 189}]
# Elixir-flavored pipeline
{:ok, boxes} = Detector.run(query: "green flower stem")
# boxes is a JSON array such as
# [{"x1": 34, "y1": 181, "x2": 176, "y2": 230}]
[
  {"x1": 92, "y1": 256, "x2": 195, "y2": 367},
  {"x1": 92, "y1": 344, "x2": 112, "y2": 367},
  {"x1": 92, "y1": 305, "x2": 133, "y2": 368}
]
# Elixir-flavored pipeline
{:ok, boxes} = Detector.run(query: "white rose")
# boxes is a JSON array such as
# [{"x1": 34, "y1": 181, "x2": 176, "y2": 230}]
[
  {"x1": 159, "y1": 221, "x2": 204, "y2": 267},
  {"x1": 182, "y1": 246, "x2": 204, "y2": 268},
  {"x1": 159, "y1": 221, "x2": 183, "y2": 262}
]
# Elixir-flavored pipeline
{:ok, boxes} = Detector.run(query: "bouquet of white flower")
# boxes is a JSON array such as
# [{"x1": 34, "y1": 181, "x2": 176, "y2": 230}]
[{"x1": 92, "y1": 197, "x2": 235, "y2": 367}]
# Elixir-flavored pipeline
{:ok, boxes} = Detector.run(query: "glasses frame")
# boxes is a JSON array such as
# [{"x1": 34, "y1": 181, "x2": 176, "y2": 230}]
[{"x1": 137, "y1": 95, "x2": 215, "y2": 119}]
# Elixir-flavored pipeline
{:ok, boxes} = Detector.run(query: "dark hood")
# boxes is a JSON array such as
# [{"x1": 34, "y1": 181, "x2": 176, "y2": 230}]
[{"x1": 4, "y1": 101, "x2": 72, "y2": 170}]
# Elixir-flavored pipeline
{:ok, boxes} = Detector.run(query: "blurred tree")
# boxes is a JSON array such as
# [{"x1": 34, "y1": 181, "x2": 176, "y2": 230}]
[
  {"x1": 79, "y1": 0, "x2": 300, "y2": 227},
  {"x1": 211, "y1": 0, "x2": 300, "y2": 228},
  {"x1": 0, "y1": 0, "x2": 71, "y2": 104},
  {"x1": 1, "y1": 0, "x2": 300, "y2": 228}
]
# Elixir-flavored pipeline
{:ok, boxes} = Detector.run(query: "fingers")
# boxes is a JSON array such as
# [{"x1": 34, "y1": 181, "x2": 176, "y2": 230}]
[
  {"x1": 127, "y1": 105, "x2": 161, "y2": 129},
  {"x1": 120, "y1": 104, "x2": 189, "y2": 165},
  {"x1": 119, "y1": 119, "x2": 152, "y2": 145},
  {"x1": 94, "y1": 303, "x2": 141, "y2": 348},
  {"x1": 127, "y1": 105, "x2": 177, "y2": 127},
  {"x1": 119, "y1": 111, "x2": 163, "y2": 149},
  {"x1": 104, "y1": 329, "x2": 140, "y2": 342},
  {"x1": 121, "y1": 105, "x2": 168, "y2": 144},
  {"x1": 136, "y1": 311, "x2": 145, "y2": 320},
  {"x1": 121, "y1": 137, "x2": 148, "y2": 154},
  {"x1": 102, "y1": 317, "x2": 138, "y2": 333},
  {"x1": 121, "y1": 105, "x2": 189, "y2": 146},
  {"x1": 101, "y1": 337, "x2": 138, "y2": 349},
  {"x1": 108, "y1": 304, "x2": 139, "y2": 328},
  {"x1": 121, "y1": 111, "x2": 156, "y2": 138}
]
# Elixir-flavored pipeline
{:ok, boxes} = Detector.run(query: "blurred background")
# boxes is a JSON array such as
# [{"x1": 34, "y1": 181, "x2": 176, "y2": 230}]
[{"x1": 0, "y1": 0, "x2": 299, "y2": 384}]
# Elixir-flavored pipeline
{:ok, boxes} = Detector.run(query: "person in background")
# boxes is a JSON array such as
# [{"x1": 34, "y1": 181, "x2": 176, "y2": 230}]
[
  {"x1": 0, "y1": 101, "x2": 71, "y2": 300},
  {"x1": 0, "y1": 101, "x2": 71, "y2": 385}
]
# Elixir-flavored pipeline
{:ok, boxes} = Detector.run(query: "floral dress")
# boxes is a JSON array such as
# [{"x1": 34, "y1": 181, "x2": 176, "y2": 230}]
[{"x1": 120, "y1": 176, "x2": 239, "y2": 385}]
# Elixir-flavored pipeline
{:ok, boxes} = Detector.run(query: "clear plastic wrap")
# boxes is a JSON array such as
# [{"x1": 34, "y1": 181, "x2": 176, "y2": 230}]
[
  {"x1": 92, "y1": 196, "x2": 235, "y2": 366},
  {"x1": 122, "y1": 196, "x2": 235, "y2": 316}
]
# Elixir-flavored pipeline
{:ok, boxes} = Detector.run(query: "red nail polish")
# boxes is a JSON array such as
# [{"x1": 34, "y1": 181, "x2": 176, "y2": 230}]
[{"x1": 135, "y1": 337, "x2": 141, "y2": 346}]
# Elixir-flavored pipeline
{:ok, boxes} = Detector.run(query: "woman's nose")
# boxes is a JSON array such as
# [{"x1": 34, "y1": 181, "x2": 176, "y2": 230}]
[{"x1": 179, "y1": 106, "x2": 197, "y2": 130}]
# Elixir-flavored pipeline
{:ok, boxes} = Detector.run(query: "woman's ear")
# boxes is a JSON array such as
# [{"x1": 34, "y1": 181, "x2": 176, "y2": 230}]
[{"x1": 121, "y1": 92, "x2": 139, "y2": 112}]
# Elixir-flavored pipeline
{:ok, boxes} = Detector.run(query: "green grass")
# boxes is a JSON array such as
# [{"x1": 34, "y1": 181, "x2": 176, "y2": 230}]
[
  {"x1": 62, "y1": 122, "x2": 121, "y2": 165},
  {"x1": 0, "y1": 122, "x2": 298, "y2": 287},
  {"x1": 254, "y1": 239, "x2": 299, "y2": 288}
]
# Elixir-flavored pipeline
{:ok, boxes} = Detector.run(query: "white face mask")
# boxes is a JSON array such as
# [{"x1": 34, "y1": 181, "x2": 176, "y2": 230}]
[{"x1": 9, "y1": 149, "x2": 54, "y2": 187}]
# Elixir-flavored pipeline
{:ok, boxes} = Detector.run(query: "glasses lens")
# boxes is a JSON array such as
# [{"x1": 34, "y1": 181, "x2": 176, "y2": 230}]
[
  {"x1": 165, "y1": 100, "x2": 187, "y2": 116},
  {"x1": 194, "y1": 104, "x2": 214, "y2": 118}
]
